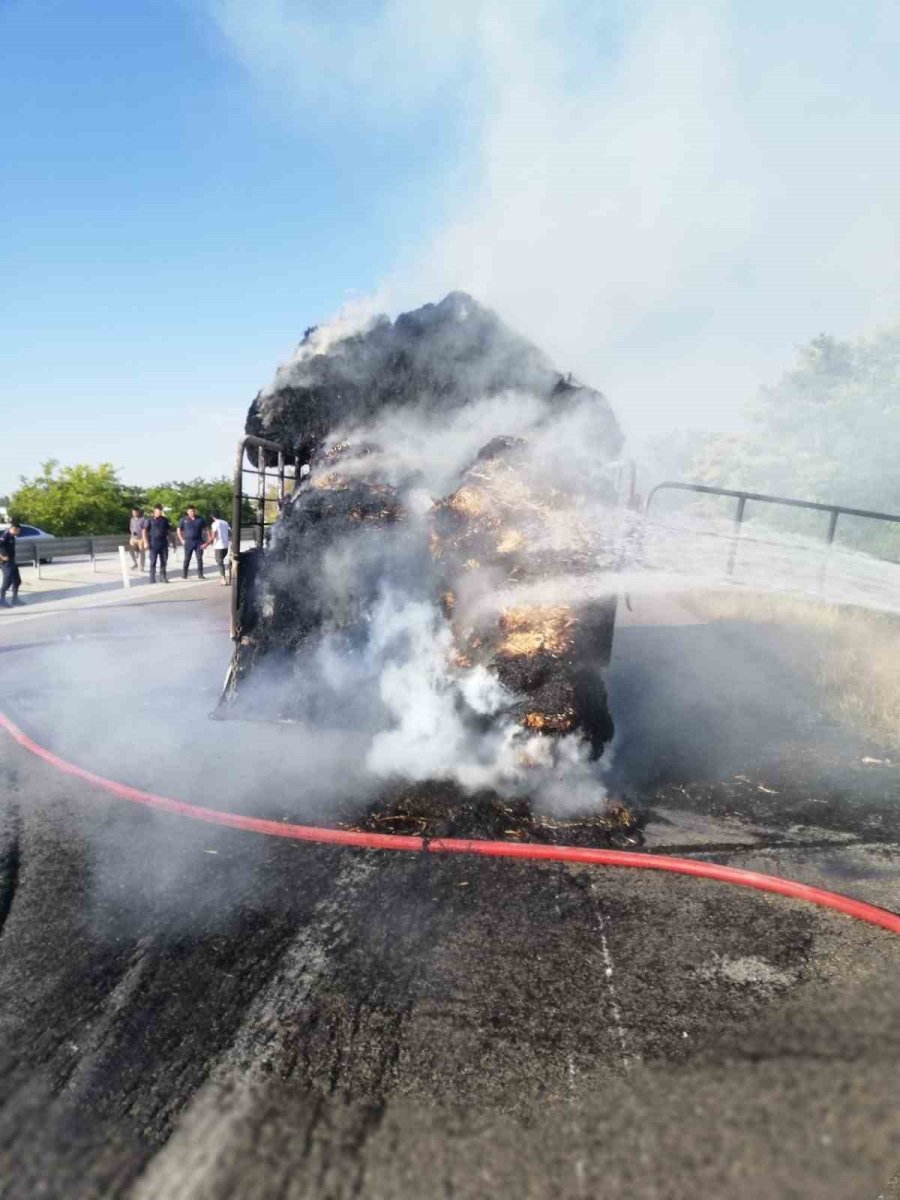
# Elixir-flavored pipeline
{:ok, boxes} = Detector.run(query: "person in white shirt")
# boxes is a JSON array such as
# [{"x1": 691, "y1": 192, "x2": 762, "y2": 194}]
[{"x1": 206, "y1": 511, "x2": 231, "y2": 586}]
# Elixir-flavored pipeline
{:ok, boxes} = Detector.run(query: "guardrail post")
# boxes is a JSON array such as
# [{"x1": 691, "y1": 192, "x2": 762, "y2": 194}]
[
  {"x1": 90, "y1": 537, "x2": 97, "y2": 572},
  {"x1": 117, "y1": 545, "x2": 131, "y2": 590},
  {"x1": 818, "y1": 509, "x2": 841, "y2": 591},
  {"x1": 727, "y1": 495, "x2": 747, "y2": 576},
  {"x1": 826, "y1": 510, "x2": 839, "y2": 545}
]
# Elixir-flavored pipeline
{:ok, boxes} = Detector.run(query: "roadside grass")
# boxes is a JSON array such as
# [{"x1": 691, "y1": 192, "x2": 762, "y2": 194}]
[{"x1": 684, "y1": 588, "x2": 900, "y2": 752}]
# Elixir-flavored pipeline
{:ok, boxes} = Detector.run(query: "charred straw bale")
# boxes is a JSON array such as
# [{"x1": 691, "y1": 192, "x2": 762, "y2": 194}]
[
  {"x1": 245, "y1": 292, "x2": 622, "y2": 466},
  {"x1": 430, "y1": 434, "x2": 620, "y2": 581},
  {"x1": 228, "y1": 292, "x2": 622, "y2": 763},
  {"x1": 428, "y1": 436, "x2": 618, "y2": 754},
  {"x1": 244, "y1": 448, "x2": 408, "y2": 658}
]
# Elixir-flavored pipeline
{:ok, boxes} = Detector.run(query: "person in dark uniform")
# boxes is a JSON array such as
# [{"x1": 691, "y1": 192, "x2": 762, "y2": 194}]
[
  {"x1": 0, "y1": 520, "x2": 24, "y2": 607},
  {"x1": 178, "y1": 505, "x2": 208, "y2": 579},
  {"x1": 144, "y1": 505, "x2": 171, "y2": 583}
]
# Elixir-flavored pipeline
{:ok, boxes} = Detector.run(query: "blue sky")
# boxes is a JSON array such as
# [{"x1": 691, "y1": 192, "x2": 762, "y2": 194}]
[
  {"x1": 3, "y1": 0, "x2": 899, "y2": 498},
  {"x1": 0, "y1": 0, "x2": 469, "y2": 494}
]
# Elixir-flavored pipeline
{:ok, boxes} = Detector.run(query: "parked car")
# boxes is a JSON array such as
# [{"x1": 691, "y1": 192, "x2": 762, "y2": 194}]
[{"x1": 0, "y1": 523, "x2": 56, "y2": 563}]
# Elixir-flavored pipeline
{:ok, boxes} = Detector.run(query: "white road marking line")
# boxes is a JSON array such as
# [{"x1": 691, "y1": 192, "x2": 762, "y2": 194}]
[
  {"x1": 566, "y1": 1052, "x2": 577, "y2": 1100},
  {"x1": 596, "y1": 907, "x2": 633, "y2": 1072}
]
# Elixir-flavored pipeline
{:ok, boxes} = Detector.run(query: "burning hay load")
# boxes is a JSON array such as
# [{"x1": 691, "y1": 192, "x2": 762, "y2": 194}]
[{"x1": 224, "y1": 293, "x2": 640, "y2": 844}]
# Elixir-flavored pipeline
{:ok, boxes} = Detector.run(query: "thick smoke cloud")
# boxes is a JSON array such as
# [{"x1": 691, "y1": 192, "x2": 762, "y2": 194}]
[
  {"x1": 415, "y1": 0, "x2": 900, "y2": 443},
  {"x1": 211, "y1": 0, "x2": 900, "y2": 445}
]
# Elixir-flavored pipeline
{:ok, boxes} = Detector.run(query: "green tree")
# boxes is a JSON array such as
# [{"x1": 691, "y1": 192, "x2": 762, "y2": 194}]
[
  {"x1": 9, "y1": 461, "x2": 139, "y2": 535},
  {"x1": 11, "y1": 463, "x2": 256, "y2": 536},
  {"x1": 143, "y1": 477, "x2": 251, "y2": 523}
]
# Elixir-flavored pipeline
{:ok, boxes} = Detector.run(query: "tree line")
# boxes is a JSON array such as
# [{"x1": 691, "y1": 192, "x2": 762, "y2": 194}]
[{"x1": 0, "y1": 461, "x2": 250, "y2": 536}]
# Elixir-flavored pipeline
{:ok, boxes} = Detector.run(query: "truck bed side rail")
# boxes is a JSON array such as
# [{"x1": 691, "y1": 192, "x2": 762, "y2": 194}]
[{"x1": 231, "y1": 434, "x2": 296, "y2": 637}]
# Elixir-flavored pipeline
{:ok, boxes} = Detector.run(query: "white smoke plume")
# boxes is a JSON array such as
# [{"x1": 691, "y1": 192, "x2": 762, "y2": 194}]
[
  {"x1": 262, "y1": 293, "x2": 390, "y2": 399},
  {"x1": 211, "y1": 0, "x2": 900, "y2": 443}
]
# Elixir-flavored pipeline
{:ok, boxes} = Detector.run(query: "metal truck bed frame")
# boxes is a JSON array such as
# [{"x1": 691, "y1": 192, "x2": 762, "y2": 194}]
[{"x1": 231, "y1": 434, "x2": 296, "y2": 637}]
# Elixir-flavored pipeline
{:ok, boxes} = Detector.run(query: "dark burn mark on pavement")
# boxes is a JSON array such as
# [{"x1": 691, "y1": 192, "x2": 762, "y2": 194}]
[{"x1": 0, "y1": 801, "x2": 21, "y2": 940}]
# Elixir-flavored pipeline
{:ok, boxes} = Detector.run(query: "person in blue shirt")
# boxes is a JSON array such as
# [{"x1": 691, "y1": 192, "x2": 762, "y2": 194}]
[{"x1": 178, "y1": 506, "x2": 208, "y2": 579}]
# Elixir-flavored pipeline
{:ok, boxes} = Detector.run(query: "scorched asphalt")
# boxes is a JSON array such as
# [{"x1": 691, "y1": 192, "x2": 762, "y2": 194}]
[{"x1": 0, "y1": 591, "x2": 898, "y2": 1198}]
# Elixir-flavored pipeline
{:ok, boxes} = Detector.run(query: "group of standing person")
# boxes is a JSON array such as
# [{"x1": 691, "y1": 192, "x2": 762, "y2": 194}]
[
  {"x1": 127, "y1": 506, "x2": 231, "y2": 585},
  {"x1": 0, "y1": 507, "x2": 232, "y2": 608}
]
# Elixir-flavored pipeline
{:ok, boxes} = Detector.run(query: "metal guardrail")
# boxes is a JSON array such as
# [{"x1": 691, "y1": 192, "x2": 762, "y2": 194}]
[
  {"x1": 19, "y1": 533, "x2": 130, "y2": 575},
  {"x1": 646, "y1": 481, "x2": 900, "y2": 577}
]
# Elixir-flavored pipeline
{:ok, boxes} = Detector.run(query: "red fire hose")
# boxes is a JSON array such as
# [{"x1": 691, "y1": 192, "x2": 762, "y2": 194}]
[{"x1": 2, "y1": 710, "x2": 899, "y2": 936}]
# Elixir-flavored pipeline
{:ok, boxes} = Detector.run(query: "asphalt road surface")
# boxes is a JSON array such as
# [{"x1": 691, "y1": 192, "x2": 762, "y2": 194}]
[{"x1": 0, "y1": 587, "x2": 898, "y2": 1199}]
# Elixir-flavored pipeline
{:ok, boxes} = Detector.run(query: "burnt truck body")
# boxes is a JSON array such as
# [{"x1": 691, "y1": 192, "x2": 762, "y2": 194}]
[{"x1": 222, "y1": 293, "x2": 626, "y2": 779}]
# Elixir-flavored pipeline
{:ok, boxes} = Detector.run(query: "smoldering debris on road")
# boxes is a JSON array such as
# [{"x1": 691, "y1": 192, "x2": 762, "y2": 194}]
[{"x1": 341, "y1": 780, "x2": 645, "y2": 846}]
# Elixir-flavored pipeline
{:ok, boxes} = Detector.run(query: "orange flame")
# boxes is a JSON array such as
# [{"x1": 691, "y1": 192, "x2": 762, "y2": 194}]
[{"x1": 497, "y1": 605, "x2": 575, "y2": 657}]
